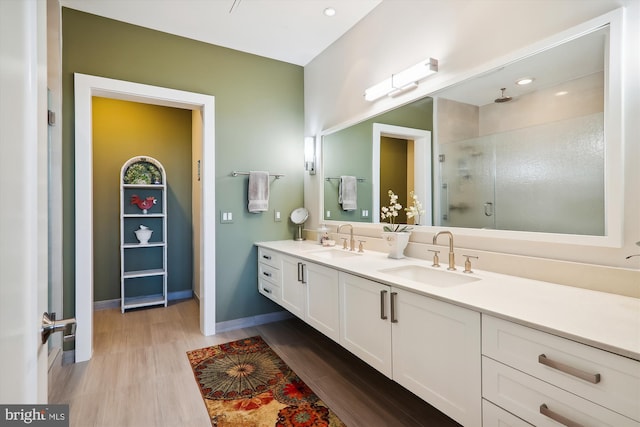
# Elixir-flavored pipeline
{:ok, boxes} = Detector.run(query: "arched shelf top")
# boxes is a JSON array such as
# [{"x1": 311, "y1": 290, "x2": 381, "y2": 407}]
[{"x1": 121, "y1": 156, "x2": 166, "y2": 185}]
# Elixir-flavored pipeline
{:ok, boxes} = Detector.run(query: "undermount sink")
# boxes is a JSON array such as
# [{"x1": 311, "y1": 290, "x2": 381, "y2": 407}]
[
  {"x1": 306, "y1": 249, "x2": 360, "y2": 259},
  {"x1": 378, "y1": 265, "x2": 481, "y2": 287}
]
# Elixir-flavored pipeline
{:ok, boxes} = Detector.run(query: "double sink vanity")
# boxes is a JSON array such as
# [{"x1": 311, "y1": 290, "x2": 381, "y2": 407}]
[{"x1": 255, "y1": 237, "x2": 640, "y2": 427}]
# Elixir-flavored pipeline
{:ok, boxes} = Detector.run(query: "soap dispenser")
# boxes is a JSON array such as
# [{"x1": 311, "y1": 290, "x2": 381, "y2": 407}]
[{"x1": 317, "y1": 224, "x2": 329, "y2": 244}]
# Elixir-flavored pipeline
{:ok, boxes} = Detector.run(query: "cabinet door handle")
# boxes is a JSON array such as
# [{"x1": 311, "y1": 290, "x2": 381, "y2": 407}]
[
  {"x1": 539, "y1": 404, "x2": 584, "y2": 427},
  {"x1": 262, "y1": 271, "x2": 272, "y2": 278},
  {"x1": 538, "y1": 354, "x2": 601, "y2": 384},
  {"x1": 390, "y1": 292, "x2": 398, "y2": 323},
  {"x1": 297, "y1": 262, "x2": 303, "y2": 282},
  {"x1": 380, "y1": 290, "x2": 388, "y2": 320},
  {"x1": 301, "y1": 264, "x2": 307, "y2": 284}
]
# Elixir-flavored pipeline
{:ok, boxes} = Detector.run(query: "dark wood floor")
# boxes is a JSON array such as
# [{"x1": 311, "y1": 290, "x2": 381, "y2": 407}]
[{"x1": 50, "y1": 298, "x2": 461, "y2": 426}]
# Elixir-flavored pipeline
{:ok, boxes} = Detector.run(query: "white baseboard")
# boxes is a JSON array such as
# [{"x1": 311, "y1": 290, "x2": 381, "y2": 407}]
[
  {"x1": 215, "y1": 310, "x2": 293, "y2": 333},
  {"x1": 93, "y1": 290, "x2": 194, "y2": 311}
]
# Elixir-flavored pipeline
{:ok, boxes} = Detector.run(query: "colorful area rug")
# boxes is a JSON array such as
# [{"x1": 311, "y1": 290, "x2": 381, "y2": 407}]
[{"x1": 187, "y1": 336, "x2": 347, "y2": 427}]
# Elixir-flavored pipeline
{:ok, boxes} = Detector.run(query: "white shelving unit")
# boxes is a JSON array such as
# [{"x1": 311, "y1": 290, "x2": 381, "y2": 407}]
[{"x1": 120, "y1": 156, "x2": 168, "y2": 313}]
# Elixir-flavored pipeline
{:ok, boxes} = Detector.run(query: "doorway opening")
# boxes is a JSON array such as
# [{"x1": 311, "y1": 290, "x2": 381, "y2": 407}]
[
  {"x1": 372, "y1": 123, "x2": 432, "y2": 225},
  {"x1": 74, "y1": 74, "x2": 216, "y2": 362}
]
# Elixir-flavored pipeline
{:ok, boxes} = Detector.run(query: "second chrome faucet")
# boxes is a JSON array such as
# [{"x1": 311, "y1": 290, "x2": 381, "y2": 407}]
[{"x1": 433, "y1": 231, "x2": 456, "y2": 270}]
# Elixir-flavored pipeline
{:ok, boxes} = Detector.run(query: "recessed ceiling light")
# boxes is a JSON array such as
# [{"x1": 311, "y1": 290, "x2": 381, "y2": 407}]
[
  {"x1": 555, "y1": 91, "x2": 569, "y2": 96},
  {"x1": 516, "y1": 77, "x2": 534, "y2": 85},
  {"x1": 324, "y1": 7, "x2": 336, "y2": 17}
]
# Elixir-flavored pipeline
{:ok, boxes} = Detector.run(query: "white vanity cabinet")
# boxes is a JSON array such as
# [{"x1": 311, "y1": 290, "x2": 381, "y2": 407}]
[
  {"x1": 482, "y1": 315, "x2": 640, "y2": 426},
  {"x1": 339, "y1": 272, "x2": 481, "y2": 427},
  {"x1": 258, "y1": 248, "x2": 281, "y2": 304},
  {"x1": 339, "y1": 273, "x2": 393, "y2": 377},
  {"x1": 280, "y1": 254, "x2": 340, "y2": 342},
  {"x1": 392, "y1": 287, "x2": 481, "y2": 427}
]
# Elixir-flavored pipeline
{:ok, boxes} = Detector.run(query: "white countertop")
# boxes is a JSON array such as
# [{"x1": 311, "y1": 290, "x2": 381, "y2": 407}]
[{"x1": 256, "y1": 240, "x2": 640, "y2": 361}]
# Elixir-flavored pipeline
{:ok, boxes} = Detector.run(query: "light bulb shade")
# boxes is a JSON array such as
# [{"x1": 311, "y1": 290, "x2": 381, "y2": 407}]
[
  {"x1": 364, "y1": 77, "x2": 393, "y2": 101},
  {"x1": 364, "y1": 57, "x2": 438, "y2": 102},
  {"x1": 392, "y1": 58, "x2": 438, "y2": 89},
  {"x1": 304, "y1": 136, "x2": 316, "y2": 174}
]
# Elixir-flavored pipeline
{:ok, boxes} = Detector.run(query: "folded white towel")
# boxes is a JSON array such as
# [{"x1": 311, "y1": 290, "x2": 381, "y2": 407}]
[
  {"x1": 339, "y1": 176, "x2": 357, "y2": 211},
  {"x1": 248, "y1": 171, "x2": 269, "y2": 213}
]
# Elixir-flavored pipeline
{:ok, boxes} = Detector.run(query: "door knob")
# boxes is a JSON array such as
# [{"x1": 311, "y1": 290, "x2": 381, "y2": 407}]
[{"x1": 41, "y1": 312, "x2": 76, "y2": 344}]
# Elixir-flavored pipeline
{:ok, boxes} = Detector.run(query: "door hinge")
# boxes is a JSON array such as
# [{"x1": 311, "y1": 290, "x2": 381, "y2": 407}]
[
  {"x1": 439, "y1": 154, "x2": 445, "y2": 162},
  {"x1": 48, "y1": 110, "x2": 56, "y2": 126}
]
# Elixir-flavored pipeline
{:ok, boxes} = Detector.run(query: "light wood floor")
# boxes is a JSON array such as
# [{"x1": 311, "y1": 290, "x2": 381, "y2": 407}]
[{"x1": 50, "y1": 299, "x2": 461, "y2": 427}]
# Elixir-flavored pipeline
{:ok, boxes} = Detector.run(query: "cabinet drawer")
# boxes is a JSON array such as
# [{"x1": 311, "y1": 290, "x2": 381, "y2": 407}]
[
  {"x1": 483, "y1": 399, "x2": 533, "y2": 427},
  {"x1": 258, "y1": 277, "x2": 281, "y2": 303},
  {"x1": 258, "y1": 263, "x2": 281, "y2": 285},
  {"x1": 258, "y1": 247, "x2": 280, "y2": 269},
  {"x1": 483, "y1": 315, "x2": 640, "y2": 421},
  {"x1": 483, "y1": 357, "x2": 639, "y2": 427}
]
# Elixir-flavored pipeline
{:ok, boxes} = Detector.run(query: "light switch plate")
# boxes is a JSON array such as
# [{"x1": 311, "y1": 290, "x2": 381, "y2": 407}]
[
  {"x1": 220, "y1": 211, "x2": 233, "y2": 224},
  {"x1": 274, "y1": 210, "x2": 281, "y2": 222}
]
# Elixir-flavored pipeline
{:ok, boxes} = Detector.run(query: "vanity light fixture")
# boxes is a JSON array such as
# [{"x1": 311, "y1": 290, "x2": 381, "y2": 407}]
[
  {"x1": 364, "y1": 57, "x2": 439, "y2": 102},
  {"x1": 516, "y1": 77, "x2": 534, "y2": 85},
  {"x1": 304, "y1": 136, "x2": 316, "y2": 175}
]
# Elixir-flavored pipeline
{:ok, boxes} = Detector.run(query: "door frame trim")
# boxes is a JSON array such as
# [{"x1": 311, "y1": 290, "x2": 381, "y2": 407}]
[{"x1": 73, "y1": 74, "x2": 216, "y2": 362}]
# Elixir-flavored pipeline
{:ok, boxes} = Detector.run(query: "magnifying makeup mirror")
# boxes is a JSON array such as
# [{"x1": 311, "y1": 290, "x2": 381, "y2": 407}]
[{"x1": 290, "y1": 207, "x2": 309, "y2": 241}]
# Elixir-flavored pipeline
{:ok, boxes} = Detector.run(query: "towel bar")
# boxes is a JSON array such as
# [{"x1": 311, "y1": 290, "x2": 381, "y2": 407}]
[
  {"x1": 231, "y1": 171, "x2": 285, "y2": 179},
  {"x1": 325, "y1": 176, "x2": 365, "y2": 182}
]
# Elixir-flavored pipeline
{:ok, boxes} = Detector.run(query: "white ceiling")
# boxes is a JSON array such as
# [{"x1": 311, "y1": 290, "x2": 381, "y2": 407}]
[{"x1": 59, "y1": 0, "x2": 382, "y2": 66}]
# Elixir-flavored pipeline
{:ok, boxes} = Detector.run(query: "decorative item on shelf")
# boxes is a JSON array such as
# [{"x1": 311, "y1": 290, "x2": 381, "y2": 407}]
[
  {"x1": 405, "y1": 190, "x2": 426, "y2": 225},
  {"x1": 130, "y1": 194, "x2": 156, "y2": 214},
  {"x1": 381, "y1": 190, "x2": 411, "y2": 259},
  {"x1": 123, "y1": 161, "x2": 162, "y2": 185},
  {"x1": 134, "y1": 225, "x2": 153, "y2": 245}
]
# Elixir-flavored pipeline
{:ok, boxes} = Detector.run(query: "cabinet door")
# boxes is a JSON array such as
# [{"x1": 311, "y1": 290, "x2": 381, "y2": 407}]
[
  {"x1": 339, "y1": 273, "x2": 392, "y2": 378},
  {"x1": 392, "y1": 288, "x2": 481, "y2": 427},
  {"x1": 280, "y1": 254, "x2": 306, "y2": 319},
  {"x1": 305, "y1": 262, "x2": 340, "y2": 342}
]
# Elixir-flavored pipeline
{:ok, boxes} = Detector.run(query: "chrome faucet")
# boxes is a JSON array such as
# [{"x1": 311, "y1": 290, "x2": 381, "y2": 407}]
[
  {"x1": 433, "y1": 231, "x2": 456, "y2": 270},
  {"x1": 337, "y1": 224, "x2": 355, "y2": 251}
]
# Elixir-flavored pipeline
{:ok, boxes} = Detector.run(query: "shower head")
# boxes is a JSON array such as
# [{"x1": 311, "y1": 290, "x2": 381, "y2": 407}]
[{"x1": 494, "y1": 88, "x2": 512, "y2": 103}]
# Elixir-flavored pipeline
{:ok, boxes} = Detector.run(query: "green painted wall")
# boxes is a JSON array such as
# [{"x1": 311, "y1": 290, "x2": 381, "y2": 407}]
[
  {"x1": 62, "y1": 9, "x2": 304, "y2": 322},
  {"x1": 92, "y1": 97, "x2": 193, "y2": 301}
]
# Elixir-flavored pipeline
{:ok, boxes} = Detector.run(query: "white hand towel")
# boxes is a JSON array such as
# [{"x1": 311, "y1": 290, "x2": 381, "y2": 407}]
[
  {"x1": 339, "y1": 176, "x2": 357, "y2": 211},
  {"x1": 248, "y1": 171, "x2": 269, "y2": 213}
]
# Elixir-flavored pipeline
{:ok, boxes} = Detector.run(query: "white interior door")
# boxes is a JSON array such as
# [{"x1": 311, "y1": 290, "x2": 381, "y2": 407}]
[{"x1": 0, "y1": 0, "x2": 49, "y2": 403}]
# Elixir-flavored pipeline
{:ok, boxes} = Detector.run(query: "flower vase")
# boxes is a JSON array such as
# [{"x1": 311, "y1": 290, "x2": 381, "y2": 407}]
[{"x1": 381, "y1": 231, "x2": 411, "y2": 259}]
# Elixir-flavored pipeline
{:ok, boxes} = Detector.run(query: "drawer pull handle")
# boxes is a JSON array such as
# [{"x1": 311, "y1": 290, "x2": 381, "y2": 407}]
[
  {"x1": 262, "y1": 287, "x2": 272, "y2": 294},
  {"x1": 390, "y1": 292, "x2": 398, "y2": 323},
  {"x1": 262, "y1": 271, "x2": 272, "y2": 277},
  {"x1": 538, "y1": 354, "x2": 601, "y2": 384},
  {"x1": 262, "y1": 254, "x2": 272, "y2": 260},
  {"x1": 380, "y1": 290, "x2": 388, "y2": 320},
  {"x1": 540, "y1": 404, "x2": 584, "y2": 427}
]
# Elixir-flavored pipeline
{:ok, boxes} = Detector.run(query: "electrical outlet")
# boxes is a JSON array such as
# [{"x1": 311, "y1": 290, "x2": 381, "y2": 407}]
[
  {"x1": 326, "y1": 210, "x2": 331, "y2": 218},
  {"x1": 274, "y1": 210, "x2": 281, "y2": 222}
]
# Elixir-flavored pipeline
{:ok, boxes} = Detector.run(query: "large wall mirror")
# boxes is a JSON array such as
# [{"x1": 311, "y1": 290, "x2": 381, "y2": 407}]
[{"x1": 320, "y1": 11, "x2": 623, "y2": 246}]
